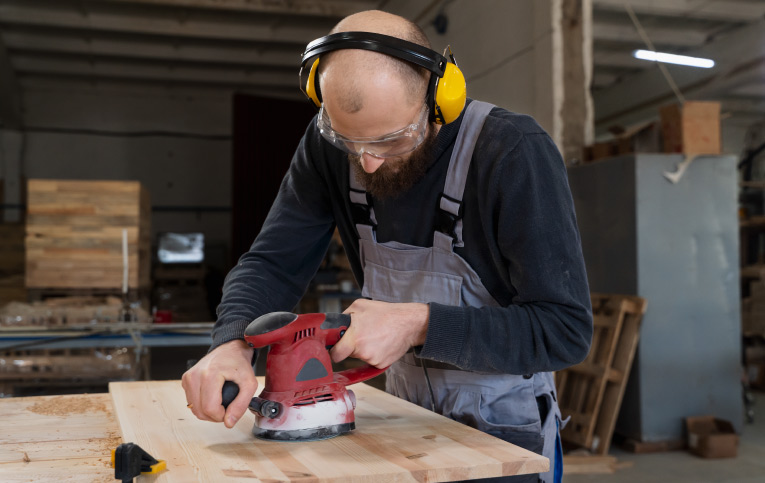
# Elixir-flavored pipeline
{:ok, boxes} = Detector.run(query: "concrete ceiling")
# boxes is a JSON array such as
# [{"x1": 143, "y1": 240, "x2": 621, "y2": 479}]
[
  {"x1": 591, "y1": 0, "x2": 765, "y2": 134},
  {"x1": 0, "y1": 0, "x2": 763, "y2": 133}
]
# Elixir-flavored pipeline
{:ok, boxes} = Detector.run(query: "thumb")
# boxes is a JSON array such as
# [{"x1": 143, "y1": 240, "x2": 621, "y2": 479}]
[
  {"x1": 224, "y1": 377, "x2": 258, "y2": 428},
  {"x1": 330, "y1": 329, "x2": 355, "y2": 363}
]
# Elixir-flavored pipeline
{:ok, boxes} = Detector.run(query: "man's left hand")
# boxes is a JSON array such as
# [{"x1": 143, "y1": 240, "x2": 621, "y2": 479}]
[{"x1": 330, "y1": 300, "x2": 429, "y2": 368}]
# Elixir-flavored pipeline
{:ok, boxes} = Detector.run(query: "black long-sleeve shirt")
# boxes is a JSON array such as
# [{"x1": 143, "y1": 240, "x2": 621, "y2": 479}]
[{"x1": 212, "y1": 100, "x2": 593, "y2": 375}]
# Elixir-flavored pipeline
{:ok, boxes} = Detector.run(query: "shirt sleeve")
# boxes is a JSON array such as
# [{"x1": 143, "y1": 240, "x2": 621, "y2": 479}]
[
  {"x1": 210, "y1": 120, "x2": 336, "y2": 350},
  {"x1": 420, "y1": 131, "x2": 593, "y2": 374}
]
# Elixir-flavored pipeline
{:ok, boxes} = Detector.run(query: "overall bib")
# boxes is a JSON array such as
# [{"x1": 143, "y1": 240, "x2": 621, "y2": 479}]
[{"x1": 349, "y1": 101, "x2": 563, "y2": 483}]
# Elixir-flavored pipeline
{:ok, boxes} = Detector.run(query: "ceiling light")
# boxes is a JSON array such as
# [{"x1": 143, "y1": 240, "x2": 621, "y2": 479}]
[{"x1": 633, "y1": 49, "x2": 715, "y2": 68}]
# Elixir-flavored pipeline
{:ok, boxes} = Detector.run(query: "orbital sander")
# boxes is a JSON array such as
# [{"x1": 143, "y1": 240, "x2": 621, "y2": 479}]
[{"x1": 221, "y1": 312, "x2": 387, "y2": 442}]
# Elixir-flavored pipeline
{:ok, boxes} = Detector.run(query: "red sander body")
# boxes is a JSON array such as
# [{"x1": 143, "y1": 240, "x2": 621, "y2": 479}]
[{"x1": 221, "y1": 312, "x2": 386, "y2": 442}]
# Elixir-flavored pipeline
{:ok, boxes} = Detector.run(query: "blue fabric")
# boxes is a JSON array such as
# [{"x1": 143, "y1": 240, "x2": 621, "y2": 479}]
[{"x1": 554, "y1": 419, "x2": 563, "y2": 483}]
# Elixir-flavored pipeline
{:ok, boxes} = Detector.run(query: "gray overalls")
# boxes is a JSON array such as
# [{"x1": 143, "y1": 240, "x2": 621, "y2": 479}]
[{"x1": 349, "y1": 101, "x2": 562, "y2": 483}]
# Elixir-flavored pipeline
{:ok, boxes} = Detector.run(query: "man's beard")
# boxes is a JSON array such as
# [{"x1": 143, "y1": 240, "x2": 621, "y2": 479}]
[{"x1": 349, "y1": 126, "x2": 438, "y2": 199}]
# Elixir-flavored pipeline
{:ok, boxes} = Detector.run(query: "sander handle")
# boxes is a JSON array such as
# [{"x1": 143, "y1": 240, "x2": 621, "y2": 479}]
[{"x1": 221, "y1": 381, "x2": 239, "y2": 409}]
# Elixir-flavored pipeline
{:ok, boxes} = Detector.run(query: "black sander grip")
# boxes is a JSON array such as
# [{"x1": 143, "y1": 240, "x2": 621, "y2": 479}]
[{"x1": 221, "y1": 380, "x2": 239, "y2": 409}]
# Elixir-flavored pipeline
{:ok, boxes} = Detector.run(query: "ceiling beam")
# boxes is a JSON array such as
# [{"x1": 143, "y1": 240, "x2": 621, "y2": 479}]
[
  {"x1": 12, "y1": 54, "x2": 297, "y2": 87},
  {"x1": 593, "y1": 48, "x2": 648, "y2": 69},
  {"x1": 20, "y1": 74, "x2": 300, "y2": 99},
  {"x1": 593, "y1": 21, "x2": 709, "y2": 47},
  {"x1": 99, "y1": 0, "x2": 379, "y2": 17},
  {"x1": 592, "y1": 0, "x2": 765, "y2": 23},
  {"x1": 0, "y1": 35, "x2": 22, "y2": 128},
  {"x1": 3, "y1": 31, "x2": 299, "y2": 68},
  {"x1": 0, "y1": 3, "x2": 330, "y2": 46},
  {"x1": 594, "y1": 18, "x2": 765, "y2": 130}
]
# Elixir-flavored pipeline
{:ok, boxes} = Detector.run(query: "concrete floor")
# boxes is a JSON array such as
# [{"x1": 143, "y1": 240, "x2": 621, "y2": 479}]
[{"x1": 565, "y1": 391, "x2": 765, "y2": 482}]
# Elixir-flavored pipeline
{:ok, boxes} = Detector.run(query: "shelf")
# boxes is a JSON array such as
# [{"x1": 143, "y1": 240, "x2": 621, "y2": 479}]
[
  {"x1": 740, "y1": 216, "x2": 765, "y2": 228},
  {"x1": 741, "y1": 181, "x2": 765, "y2": 189},
  {"x1": 741, "y1": 265, "x2": 765, "y2": 280}
]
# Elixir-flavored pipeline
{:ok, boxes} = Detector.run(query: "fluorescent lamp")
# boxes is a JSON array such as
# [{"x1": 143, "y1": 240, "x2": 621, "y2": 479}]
[{"x1": 633, "y1": 49, "x2": 715, "y2": 68}]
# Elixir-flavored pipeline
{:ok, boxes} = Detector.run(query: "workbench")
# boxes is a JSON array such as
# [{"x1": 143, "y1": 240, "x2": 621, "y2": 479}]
[{"x1": 0, "y1": 379, "x2": 548, "y2": 482}]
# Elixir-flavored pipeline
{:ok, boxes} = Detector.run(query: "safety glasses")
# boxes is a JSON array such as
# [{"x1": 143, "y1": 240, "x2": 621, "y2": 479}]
[{"x1": 317, "y1": 104, "x2": 429, "y2": 158}]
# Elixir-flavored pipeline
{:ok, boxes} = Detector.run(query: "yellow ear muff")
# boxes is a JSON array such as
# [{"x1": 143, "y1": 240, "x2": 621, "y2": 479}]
[
  {"x1": 305, "y1": 58, "x2": 322, "y2": 108},
  {"x1": 434, "y1": 62, "x2": 467, "y2": 125}
]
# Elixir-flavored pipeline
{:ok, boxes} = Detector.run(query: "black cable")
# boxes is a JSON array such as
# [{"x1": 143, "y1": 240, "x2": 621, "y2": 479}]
[{"x1": 417, "y1": 355, "x2": 437, "y2": 412}]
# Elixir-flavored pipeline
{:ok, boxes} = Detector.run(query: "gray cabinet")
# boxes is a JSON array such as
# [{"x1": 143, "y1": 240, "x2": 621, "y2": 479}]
[{"x1": 568, "y1": 154, "x2": 742, "y2": 443}]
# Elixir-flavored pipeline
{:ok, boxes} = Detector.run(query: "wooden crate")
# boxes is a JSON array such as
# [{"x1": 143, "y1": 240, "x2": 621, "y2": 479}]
[
  {"x1": 25, "y1": 179, "x2": 151, "y2": 290},
  {"x1": 556, "y1": 293, "x2": 648, "y2": 455}
]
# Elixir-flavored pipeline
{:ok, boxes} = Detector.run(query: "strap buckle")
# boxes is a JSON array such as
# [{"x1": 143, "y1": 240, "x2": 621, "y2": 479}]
[
  {"x1": 435, "y1": 192, "x2": 463, "y2": 239},
  {"x1": 350, "y1": 189, "x2": 376, "y2": 227}
]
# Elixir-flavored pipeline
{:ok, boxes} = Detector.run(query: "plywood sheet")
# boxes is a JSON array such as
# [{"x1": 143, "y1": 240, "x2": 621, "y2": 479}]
[
  {"x1": 0, "y1": 393, "x2": 120, "y2": 482},
  {"x1": 110, "y1": 379, "x2": 548, "y2": 482}
]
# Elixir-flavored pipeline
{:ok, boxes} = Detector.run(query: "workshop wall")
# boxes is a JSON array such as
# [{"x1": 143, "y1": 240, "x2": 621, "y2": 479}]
[
  {"x1": 420, "y1": 0, "x2": 560, "y2": 141},
  {"x1": 0, "y1": 85, "x2": 233, "y2": 267}
]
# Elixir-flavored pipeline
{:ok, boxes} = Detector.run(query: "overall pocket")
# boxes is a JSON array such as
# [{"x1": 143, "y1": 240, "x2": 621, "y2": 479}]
[{"x1": 442, "y1": 384, "x2": 545, "y2": 456}]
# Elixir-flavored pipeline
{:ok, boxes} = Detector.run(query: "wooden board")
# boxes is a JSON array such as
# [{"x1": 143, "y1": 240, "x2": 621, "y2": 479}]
[
  {"x1": 110, "y1": 379, "x2": 548, "y2": 482},
  {"x1": 25, "y1": 179, "x2": 151, "y2": 290},
  {"x1": 0, "y1": 393, "x2": 121, "y2": 482}
]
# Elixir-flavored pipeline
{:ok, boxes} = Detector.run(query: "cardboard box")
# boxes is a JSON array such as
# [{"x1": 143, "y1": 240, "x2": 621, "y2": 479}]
[
  {"x1": 685, "y1": 416, "x2": 738, "y2": 458},
  {"x1": 660, "y1": 101, "x2": 721, "y2": 155}
]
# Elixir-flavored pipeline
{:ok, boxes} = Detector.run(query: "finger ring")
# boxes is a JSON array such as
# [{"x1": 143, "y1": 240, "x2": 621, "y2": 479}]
[{"x1": 186, "y1": 403, "x2": 193, "y2": 409}]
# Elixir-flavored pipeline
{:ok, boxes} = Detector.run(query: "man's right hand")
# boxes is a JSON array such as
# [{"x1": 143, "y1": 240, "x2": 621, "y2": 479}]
[{"x1": 181, "y1": 339, "x2": 258, "y2": 428}]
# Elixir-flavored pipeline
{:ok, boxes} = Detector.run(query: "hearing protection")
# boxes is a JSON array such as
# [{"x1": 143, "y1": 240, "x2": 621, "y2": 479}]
[{"x1": 299, "y1": 31, "x2": 467, "y2": 125}]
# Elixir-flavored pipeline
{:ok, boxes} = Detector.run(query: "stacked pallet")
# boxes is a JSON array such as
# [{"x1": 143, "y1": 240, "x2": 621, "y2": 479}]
[
  {"x1": 0, "y1": 347, "x2": 144, "y2": 397},
  {"x1": 25, "y1": 179, "x2": 151, "y2": 291},
  {"x1": 0, "y1": 223, "x2": 26, "y2": 305},
  {"x1": 556, "y1": 293, "x2": 648, "y2": 457},
  {"x1": 0, "y1": 296, "x2": 150, "y2": 327}
]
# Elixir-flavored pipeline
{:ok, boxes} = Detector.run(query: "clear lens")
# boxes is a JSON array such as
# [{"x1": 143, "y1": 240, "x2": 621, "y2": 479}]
[{"x1": 317, "y1": 105, "x2": 428, "y2": 158}]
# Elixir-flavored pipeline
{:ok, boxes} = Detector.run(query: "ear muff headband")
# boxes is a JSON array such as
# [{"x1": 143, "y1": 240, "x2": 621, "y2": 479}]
[{"x1": 299, "y1": 31, "x2": 466, "y2": 125}]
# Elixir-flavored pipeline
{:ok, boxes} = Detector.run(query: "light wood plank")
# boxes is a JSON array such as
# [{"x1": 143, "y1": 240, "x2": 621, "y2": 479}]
[
  {"x1": 110, "y1": 379, "x2": 548, "y2": 482},
  {"x1": 0, "y1": 393, "x2": 120, "y2": 482}
]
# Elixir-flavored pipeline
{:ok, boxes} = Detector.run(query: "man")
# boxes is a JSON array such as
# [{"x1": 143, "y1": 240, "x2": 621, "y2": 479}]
[{"x1": 183, "y1": 10, "x2": 592, "y2": 483}]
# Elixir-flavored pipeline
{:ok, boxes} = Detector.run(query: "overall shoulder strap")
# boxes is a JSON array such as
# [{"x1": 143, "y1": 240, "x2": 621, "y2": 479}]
[
  {"x1": 349, "y1": 165, "x2": 377, "y2": 241},
  {"x1": 433, "y1": 100, "x2": 495, "y2": 251}
]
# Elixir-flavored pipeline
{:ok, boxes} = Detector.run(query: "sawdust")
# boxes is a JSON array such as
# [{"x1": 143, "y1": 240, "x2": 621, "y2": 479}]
[{"x1": 27, "y1": 395, "x2": 107, "y2": 416}]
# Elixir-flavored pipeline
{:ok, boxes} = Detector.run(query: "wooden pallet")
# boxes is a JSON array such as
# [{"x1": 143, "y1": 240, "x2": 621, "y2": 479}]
[
  {"x1": 0, "y1": 347, "x2": 146, "y2": 380},
  {"x1": 0, "y1": 347, "x2": 148, "y2": 397},
  {"x1": 0, "y1": 296, "x2": 150, "y2": 326},
  {"x1": 556, "y1": 293, "x2": 648, "y2": 455}
]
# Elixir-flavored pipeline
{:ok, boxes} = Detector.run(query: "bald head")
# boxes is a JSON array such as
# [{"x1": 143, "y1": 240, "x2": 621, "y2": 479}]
[{"x1": 318, "y1": 10, "x2": 432, "y2": 113}]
